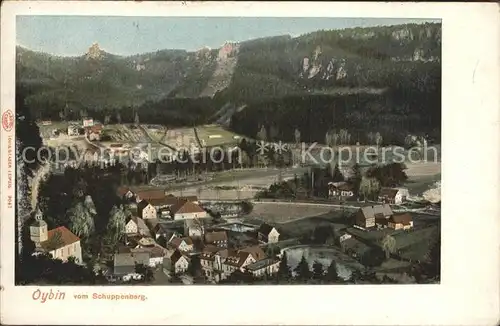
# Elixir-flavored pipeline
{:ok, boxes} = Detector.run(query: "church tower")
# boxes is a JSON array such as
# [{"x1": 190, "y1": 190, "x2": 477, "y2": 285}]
[{"x1": 30, "y1": 207, "x2": 48, "y2": 248}]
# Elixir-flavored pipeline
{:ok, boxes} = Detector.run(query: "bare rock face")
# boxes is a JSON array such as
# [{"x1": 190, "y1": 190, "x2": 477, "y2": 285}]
[{"x1": 86, "y1": 42, "x2": 104, "y2": 60}]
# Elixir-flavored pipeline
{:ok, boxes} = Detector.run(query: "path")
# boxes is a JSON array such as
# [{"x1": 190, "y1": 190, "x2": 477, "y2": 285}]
[{"x1": 30, "y1": 163, "x2": 50, "y2": 211}]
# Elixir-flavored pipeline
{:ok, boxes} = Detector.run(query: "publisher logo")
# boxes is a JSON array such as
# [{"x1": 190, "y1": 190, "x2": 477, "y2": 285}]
[{"x1": 2, "y1": 110, "x2": 14, "y2": 132}]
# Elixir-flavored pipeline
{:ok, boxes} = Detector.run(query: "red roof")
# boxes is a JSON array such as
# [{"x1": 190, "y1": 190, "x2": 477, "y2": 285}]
[
  {"x1": 40, "y1": 226, "x2": 80, "y2": 251},
  {"x1": 170, "y1": 201, "x2": 205, "y2": 215}
]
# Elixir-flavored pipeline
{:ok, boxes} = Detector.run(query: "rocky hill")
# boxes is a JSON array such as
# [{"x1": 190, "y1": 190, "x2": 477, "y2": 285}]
[{"x1": 16, "y1": 22, "x2": 441, "y2": 143}]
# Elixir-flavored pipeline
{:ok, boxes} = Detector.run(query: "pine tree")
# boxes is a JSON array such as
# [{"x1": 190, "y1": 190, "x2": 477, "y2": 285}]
[
  {"x1": 294, "y1": 254, "x2": 311, "y2": 282},
  {"x1": 312, "y1": 261, "x2": 324, "y2": 281},
  {"x1": 324, "y1": 260, "x2": 340, "y2": 283},
  {"x1": 277, "y1": 252, "x2": 292, "y2": 283}
]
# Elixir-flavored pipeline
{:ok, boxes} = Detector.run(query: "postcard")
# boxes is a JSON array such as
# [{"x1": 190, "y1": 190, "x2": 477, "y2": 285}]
[{"x1": 1, "y1": 1, "x2": 499, "y2": 325}]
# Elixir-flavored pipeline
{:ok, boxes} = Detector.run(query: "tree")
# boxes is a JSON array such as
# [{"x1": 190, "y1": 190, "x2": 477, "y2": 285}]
[
  {"x1": 331, "y1": 163, "x2": 344, "y2": 182},
  {"x1": 375, "y1": 132, "x2": 383, "y2": 148},
  {"x1": 349, "y1": 163, "x2": 363, "y2": 197},
  {"x1": 241, "y1": 200, "x2": 254, "y2": 214},
  {"x1": 381, "y1": 235, "x2": 397, "y2": 259},
  {"x1": 313, "y1": 225, "x2": 335, "y2": 245},
  {"x1": 68, "y1": 201, "x2": 95, "y2": 239},
  {"x1": 135, "y1": 263, "x2": 154, "y2": 282},
  {"x1": 324, "y1": 260, "x2": 340, "y2": 283},
  {"x1": 277, "y1": 252, "x2": 292, "y2": 283},
  {"x1": 106, "y1": 205, "x2": 128, "y2": 245},
  {"x1": 361, "y1": 247, "x2": 385, "y2": 268},
  {"x1": 312, "y1": 261, "x2": 324, "y2": 281},
  {"x1": 187, "y1": 255, "x2": 201, "y2": 278},
  {"x1": 294, "y1": 254, "x2": 311, "y2": 282},
  {"x1": 294, "y1": 128, "x2": 301, "y2": 144},
  {"x1": 358, "y1": 176, "x2": 381, "y2": 201}
]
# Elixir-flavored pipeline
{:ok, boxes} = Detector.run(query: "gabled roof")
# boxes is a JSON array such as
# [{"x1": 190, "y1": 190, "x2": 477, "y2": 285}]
[
  {"x1": 170, "y1": 201, "x2": 205, "y2": 215},
  {"x1": 204, "y1": 231, "x2": 227, "y2": 244},
  {"x1": 389, "y1": 213, "x2": 413, "y2": 225},
  {"x1": 359, "y1": 204, "x2": 393, "y2": 220},
  {"x1": 137, "y1": 200, "x2": 153, "y2": 214},
  {"x1": 135, "y1": 189, "x2": 166, "y2": 201},
  {"x1": 239, "y1": 246, "x2": 267, "y2": 261},
  {"x1": 170, "y1": 250, "x2": 189, "y2": 264},
  {"x1": 114, "y1": 251, "x2": 150, "y2": 267},
  {"x1": 127, "y1": 216, "x2": 150, "y2": 234},
  {"x1": 117, "y1": 186, "x2": 133, "y2": 197},
  {"x1": 224, "y1": 251, "x2": 251, "y2": 267},
  {"x1": 170, "y1": 237, "x2": 194, "y2": 248},
  {"x1": 257, "y1": 223, "x2": 276, "y2": 236},
  {"x1": 40, "y1": 226, "x2": 80, "y2": 251}
]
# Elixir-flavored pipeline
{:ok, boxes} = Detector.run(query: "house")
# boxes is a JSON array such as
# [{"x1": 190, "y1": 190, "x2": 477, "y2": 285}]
[
  {"x1": 137, "y1": 200, "x2": 157, "y2": 219},
  {"x1": 125, "y1": 216, "x2": 151, "y2": 237},
  {"x1": 204, "y1": 231, "x2": 228, "y2": 248},
  {"x1": 245, "y1": 258, "x2": 280, "y2": 278},
  {"x1": 170, "y1": 200, "x2": 207, "y2": 220},
  {"x1": 86, "y1": 125, "x2": 103, "y2": 141},
  {"x1": 239, "y1": 246, "x2": 267, "y2": 261},
  {"x1": 328, "y1": 182, "x2": 355, "y2": 200},
  {"x1": 30, "y1": 208, "x2": 83, "y2": 264},
  {"x1": 165, "y1": 194, "x2": 199, "y2": 205},
  {"x1": 387, "y1": 213, "x2": 413, "y2": 230},
  {"x1": 67, "y1": 124, "x2": 80, "y2": 136},
  {"x1": 117, "y1": 186, "x2": 135, "y2": 200},
  {"x1": 153, "y1": 223, "x2": 180, "y2": 242},
  {"x1": 164, "y1": 250, "x2": 190, "y2": 274},
  {"x1": 257, "y1": 223, "x2": 280, "y2": 243},
  {"x1": 113, "y1": 251, "x2": 150, "y2": 281},
  {"x1": 355, "y1": 204, "x2": 393, "y2": 229},
  {"x1": 184, "y1": 218, "x2": 205, "y2": 238},
  {"x1": 169, "y1": 237, "x2": 194, "y2": 253},
  {"x1": 378, "y1": 187, "x2": 410, "y2": 205},
  {"x1": 130, "y1": 244, "x2": 167, "y2": 267},
  {"x1": 134, "y1": 189, "x2": 167, "y2": 204},
  {"x1": 338, "y1": 232, "x2": 352, "y2": 243},
  {"x1": 200, "y1": 246, "x2": 226, "y2": 282},
  {"x1": 222, "y1": 251, "x2": 256, "y2": 274}
]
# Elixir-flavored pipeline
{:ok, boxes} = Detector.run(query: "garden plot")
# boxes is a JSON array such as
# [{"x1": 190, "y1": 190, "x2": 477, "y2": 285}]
[
  {"x1": 163, "y1": 127, "x2": 200, "y2": 152},
  {"x1": 104, "y1": 124, "x2": 150, "y2": 143}
]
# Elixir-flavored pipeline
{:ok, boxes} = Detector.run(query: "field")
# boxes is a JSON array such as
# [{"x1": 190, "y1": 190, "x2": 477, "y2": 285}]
[
  {"x1": 248, "y1": 202, "x2": 342, "y2": 224},
  {"x1": 162, "y1": 127, "x2": 200, "y2": 152},
  {"x1": 142, "y1": 124, "x2": 168, "y2": 143},
  {"x1": 195, "y1": 124, "x2": 244, "y2": 147},
  {"x1": 102, "y1": 124, "x2": 150, "y2": 143},
  {"x1": 37, "y1": 121, "x2": 71, "y2": 139}
]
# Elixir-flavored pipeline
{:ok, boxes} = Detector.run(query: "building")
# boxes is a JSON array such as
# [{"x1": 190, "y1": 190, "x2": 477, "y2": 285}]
[
  {"x1": 245, "y1": 258, "x2": 280, "y2": 278},
  {"x1": 328, "y1": 182, "x2": 355, "y2": 200},
  {"x1": 387, "y1": 213, "x2": 413, "y2": 230},
  {"x1": 117, "y1": 186, "x2": 136, "y2": 200},
  {"x1": 378, "y1": 187, "x2": 410, "y2": 205},
  {"x1": 170, "y1": 200, "x2": 207, "y2": 220},
  {"x1": 257, "y1": 223, "x2": 280, "y2": 243},
  {"x1": 222, "y1": 251, "x2": 256, "y2": 275},
  {"x1": 184, "y1": 218, "x2": 205, "y2": 238},
  {"x1": 67, "y1": 124, "x2": 80, "y2": 136},
  {"x1": 137, "y1": 200, "x2": 157, "y2": 219},
  {"x1": 239, "y1": 246, "x2": 267, "y2": 261},
  {"x1": 165, "y1": 250, "x2": 190, "y2": 274},
  {"x1": 125, "y1": 216, "x2": 151, "y2": 237},
  {"x1": 355, "y1": 204, "x2": 393, "y2": 229},
  {"x1": 200, "y1": 246, "x2": 226, "y2": 282},
  {"x1": 113, "y1": 251, "x2": 150, "y2": 281},
  {"x1": 130, "y1": 244, "x2": 167, "y2": 267},
  {"x1": 30, "y1": 208, "x2": 83, "y2": 264},
  {"x1": 169, "y1": 237, "x2": 194, "y2": 253},
  {"x1": 204, "y1": 231, "x2": 228, "y2": 248},
  {"x1": 153, "y1": 223, "x2": 180, "y2": 242},
  {"x1": 86, "y1": 125, "x2": 102, "y2": 141}
]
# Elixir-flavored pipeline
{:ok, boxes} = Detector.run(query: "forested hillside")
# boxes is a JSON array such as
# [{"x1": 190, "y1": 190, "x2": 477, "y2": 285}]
[{"x1": 16, "y1": 22, "x2": 441, "y2": 143}]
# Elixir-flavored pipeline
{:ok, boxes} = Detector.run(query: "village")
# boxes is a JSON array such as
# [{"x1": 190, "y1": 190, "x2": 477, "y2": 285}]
[{"x1": 28, "y1": 158, "x2": 440, "y2": 285}]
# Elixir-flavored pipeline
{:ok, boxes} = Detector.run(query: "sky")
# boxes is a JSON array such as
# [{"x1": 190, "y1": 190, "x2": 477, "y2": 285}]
[{"x1": 17, "y1": 16, "x2": 440, "y2": 56}]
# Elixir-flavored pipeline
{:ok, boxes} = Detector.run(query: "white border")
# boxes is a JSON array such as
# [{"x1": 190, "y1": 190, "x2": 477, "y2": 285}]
[{"x1": 1, "y1": 2, "x2": 499, "y2": 325}]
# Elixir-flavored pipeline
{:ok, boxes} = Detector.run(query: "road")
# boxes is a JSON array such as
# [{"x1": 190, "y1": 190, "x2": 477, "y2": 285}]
[{"x1": 30, "y1": 163, "x2": 50, "y2": 211}]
